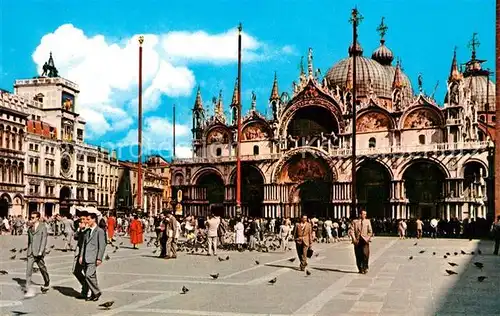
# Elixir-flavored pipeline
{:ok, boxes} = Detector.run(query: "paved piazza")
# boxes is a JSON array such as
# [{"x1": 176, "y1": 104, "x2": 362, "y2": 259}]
[{"x1": 0, "y1": 235, "x2": 498, "y2": 316}]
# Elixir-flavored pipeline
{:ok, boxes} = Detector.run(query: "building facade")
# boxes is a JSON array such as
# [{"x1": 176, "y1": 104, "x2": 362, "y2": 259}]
[
  {"x1": 0, "y1": 54, "x2": 120, "y2": 218},
  {"x1": 114, "y1": 157, "x2": 168, "y2": 216},
  {"x1": 171, "y1": 27, "x2": 495, "y2": 221}
]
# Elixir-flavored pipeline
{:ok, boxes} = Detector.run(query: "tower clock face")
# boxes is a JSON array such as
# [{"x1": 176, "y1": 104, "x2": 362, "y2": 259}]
[{"x1": 60, "y1": 153, "x2": 72, "y2": 177}]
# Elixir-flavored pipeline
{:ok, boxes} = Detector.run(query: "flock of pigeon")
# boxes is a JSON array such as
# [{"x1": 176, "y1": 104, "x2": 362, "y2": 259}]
[{"x1": 407, "y1": 241, "x2": 488, "y2": 283}]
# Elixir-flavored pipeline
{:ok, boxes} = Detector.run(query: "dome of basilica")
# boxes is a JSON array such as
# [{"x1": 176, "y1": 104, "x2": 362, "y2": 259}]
[
  {"x1": 463, "y1": 58, "x2": 495, "y2": 111},
  {"x1": 325, "y1": 40, "x2": 413, "y2": 101}
]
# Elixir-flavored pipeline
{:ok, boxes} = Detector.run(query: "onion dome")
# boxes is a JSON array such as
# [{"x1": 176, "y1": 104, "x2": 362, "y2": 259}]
[
  {"x1": 372, "y1": 18, "x2": 393, "y2": 66},
  {"x1": 383, "y1": 60, "x2": 414, "y2": 100},
  {"x1": 372, "y1": 40, "x2": 394, "y2": 66},
  {"x1": 325, "y1": 40, "x2": 393, "y2": 99}
]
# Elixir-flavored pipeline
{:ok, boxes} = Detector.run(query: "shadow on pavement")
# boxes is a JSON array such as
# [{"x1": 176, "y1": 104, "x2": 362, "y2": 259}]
[
  {"x1": 311, "y1": 266, "x2": 358, "y2": 274},
  {"x1": 53, "y1": 285, "x2": 81, "y2": 298},
  {"x1": 434, "y1": 239, "x2": 499, "y2": 315},
  {"x1": 264, "y1": 263, "x2": 300, "y2": 271},
  {"x1": 12, "y1": 277, "x2": 26, "y2": 288}
]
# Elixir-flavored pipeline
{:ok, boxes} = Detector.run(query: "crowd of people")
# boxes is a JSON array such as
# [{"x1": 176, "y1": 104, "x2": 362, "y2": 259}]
[{"x1": 4, "y1": 208, "x2": 500, "y2": 300}]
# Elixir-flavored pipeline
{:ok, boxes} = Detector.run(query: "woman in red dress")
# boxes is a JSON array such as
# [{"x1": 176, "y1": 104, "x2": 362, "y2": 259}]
[
  {"x1": 129, "y1": 215, "x2": 143, "y2": 249},
  {"x1": 107, "y1": 213, "x2": 116, "y2": 243}
]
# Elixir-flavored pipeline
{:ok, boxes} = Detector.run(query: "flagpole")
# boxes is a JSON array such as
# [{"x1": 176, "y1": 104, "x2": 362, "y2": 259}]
[
  {"x1": 236, "y1": 23, "x2": 243, "y2": 216},
  {"x1": 173, "y1": 103, "x2": 176, "y2": 159},
  {"x1": 137, "y1": 36, "x2": 144, "y2": 212},
  {"x1": 350, "y1": 8, "x2": 361, "y2": 218}
]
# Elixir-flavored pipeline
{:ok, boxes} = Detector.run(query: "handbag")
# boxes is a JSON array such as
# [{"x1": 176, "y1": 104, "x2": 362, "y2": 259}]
[{"x1": 306, "y1": 248, "x2": 313, "y2": 258}]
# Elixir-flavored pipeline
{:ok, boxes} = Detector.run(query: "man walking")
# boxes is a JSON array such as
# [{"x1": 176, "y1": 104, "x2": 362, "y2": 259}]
[
  {"x1": 293, "y1": 215, "x2": 313, "y2": 271},
  {"x1": 73, "y1": 211, "x2": 88, "y2": 299},
  {"x1": 79, "y1": 212, "x2": 106, "y2": 301},
  {"x1": 59, "y1": 214, "x2": 75, "y2": 251},
  {"x1": 25, "y1": 211, "x2": 50, "y2": 298},
  {"x1": 206, "y1": 213, "x2": 220, "y2": 256},
  {"x1": 348, "y1": 209, "x2": 373, "y2": 274},
  {"x1": 166, "y1": 212, "x2": 178, "y2": 259}
]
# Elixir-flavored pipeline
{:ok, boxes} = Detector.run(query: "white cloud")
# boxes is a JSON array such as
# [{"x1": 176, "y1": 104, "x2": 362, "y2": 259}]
[
  {"x1": 118, "y1": 116, "x2": 190, "y2": 153},
  {"x1": 174, "y1": 145, "x2": 193, "y2": 159},
  {"x1": 161, "y1": 28, "x2": 263, "y2": 64},
  {"x1": 32, "y1": 24, "x2": 292, "y2": 142}
]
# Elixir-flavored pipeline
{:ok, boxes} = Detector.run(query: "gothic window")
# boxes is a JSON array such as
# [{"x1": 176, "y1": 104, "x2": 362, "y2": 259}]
[
  {"x1": 5, "y1": 131, "x2": 10, "y2": 150},
  {"x1": 45, "y1": 160, "x2": 50, "y2": 176},
  {"x1": 18, "y1": 131, "x2": 23, "y2": 150},
  {"x1": 419, "y1": 135, "x2": 425, "y2": 145},
  {"x1": 253, "y1": 145, "x2": 259, "y2": 155},
  {"x1": 368, "y1": 137, "x2": 376, "y2": 148},
  {"x1": 0, "y1": 126, "x2": 3, "y2": 148},
  {"x1": 216, "y1": 148, "x2": 222, "y2": 156},
  {"x1": 13, "y1": 165, "x2": 18, "y2": 183}
]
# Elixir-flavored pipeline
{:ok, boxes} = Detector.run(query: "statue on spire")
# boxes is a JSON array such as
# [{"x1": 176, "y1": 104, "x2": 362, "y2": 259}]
[
  {"x1": 251, "y1": 91, "x2": 257, "y2": 111},
  {"x1": 41, "y1": 52, "x2": 59, "y2": 78},
  {"x1": 307, "y1": 48, "x2": 314, "y2": 77}
]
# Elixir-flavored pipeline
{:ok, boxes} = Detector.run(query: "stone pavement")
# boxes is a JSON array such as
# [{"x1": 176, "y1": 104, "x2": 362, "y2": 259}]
[{"x1": 0, "y1": 234, "x2": 498, "y2": 316}]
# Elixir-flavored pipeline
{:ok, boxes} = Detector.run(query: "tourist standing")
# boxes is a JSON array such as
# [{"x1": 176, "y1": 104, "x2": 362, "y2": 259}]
[
  {"x1": 129, "y1": 215, "x2": 144, "y2": 249},
  {"x1": 491, "y1": 215, "x2": 500, "y2": 255},
  {"x1": 293, "y1": 215, "x2": 313, "y2": 271},
  {"x1": 78, "y1": 212, "x2": 106, "y2": 301},
  {"x1": 348, "y1": 209, "x2": 373, "y2": 274},
  {"x1": 234, "y1": 218, "x2": 245, "y2": 250},
  {"x1": 25, "y1": 211, "x2": 50, "y2": 298},
  {"x1": 107, "y1": 212, "x2": 116, "y2": 243},
  {"x1": 206, "y1": 214, "x2": 221, "y2": 256},
  {"x1": 416, "y1": 218, "x2": 423, "y2": 239},
  {"x1": 279, "y1": 220, "x2": 291, "y2": 252}
]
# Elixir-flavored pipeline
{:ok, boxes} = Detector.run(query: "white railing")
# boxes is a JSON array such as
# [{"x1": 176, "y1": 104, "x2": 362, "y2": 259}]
[
  {"x1": 172, "y1": 141, "x2": 491, "y2": 164},
  {"x1": 15, "y1": 77, "x2": 79, "y2": 90}
]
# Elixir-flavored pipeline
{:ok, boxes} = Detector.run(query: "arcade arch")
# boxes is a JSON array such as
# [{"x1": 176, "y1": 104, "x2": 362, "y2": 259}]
[
  {"x1": 356, "y1": 160, "x2": 392, "y2": 218},
  {"x1": 402, "y1": 160, "x2": 446, "y2": 219}
]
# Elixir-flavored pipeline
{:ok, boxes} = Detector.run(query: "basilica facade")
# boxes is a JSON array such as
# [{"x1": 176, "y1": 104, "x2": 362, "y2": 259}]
[{"x1": 171, "y1": 25, "x2": 495, "y2": 221}]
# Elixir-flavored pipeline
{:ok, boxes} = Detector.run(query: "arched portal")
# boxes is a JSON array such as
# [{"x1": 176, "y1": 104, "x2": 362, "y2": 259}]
[
  {"x1": 281, "y1": 153, "x2": 333, "y2": 218},
  {"x1": 231, "y1": 165, "x2": 264, "y2": 218},
  {"x1": 197, "y1": 172, "x2": 225, "y2": 216},
  {"x1": 287, "y1": 106, "x2": 339, "y2": 138},
  {"x1": 0, "y1": 195, "x2": 9, "y2": 218},
  {"x1": 297, "y1": 180, "x2": 330, "y2": 218},
  {"x1": 463, "y1": 161, "x2": 486, "y2": 198},
  {"x1": 403, "y1": 161, "x2": 446, "y2": 219},
  {"x1": 59, "y1": 186, "x2": 72, "y2": 217},
  {"x1": 356, "y1": 160, "x2": 391, "y2": 218}
]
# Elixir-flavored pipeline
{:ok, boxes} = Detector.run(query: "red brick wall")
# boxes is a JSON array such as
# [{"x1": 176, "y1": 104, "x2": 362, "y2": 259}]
[{"x1": 495, "y1": 0, "x2": 500, "y2": 219}]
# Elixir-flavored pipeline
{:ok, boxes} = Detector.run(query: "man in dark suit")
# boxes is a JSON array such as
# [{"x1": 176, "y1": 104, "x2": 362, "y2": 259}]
[
  {"x1": 78, "y1": 212, "x2": 106, "y2": 301},
  {"x1": 73, "y1": 211, "x2": 89, "y2": 299},
  {"x1": 25, "y1": 211, "x2": 50, "y2": 298}
]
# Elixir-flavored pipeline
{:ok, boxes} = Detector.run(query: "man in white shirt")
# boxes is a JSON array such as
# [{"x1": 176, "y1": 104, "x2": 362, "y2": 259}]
[{"x1": 206, "y1": 214, "x2": 221, "y2": 256}]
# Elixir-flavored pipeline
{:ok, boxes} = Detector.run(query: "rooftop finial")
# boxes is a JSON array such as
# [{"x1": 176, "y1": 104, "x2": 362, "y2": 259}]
[
  {"x1": 307, "y1": 48, "x2": 314, "y2": 77},
  {"x1": 449, "y1": 46, "x2": 463, "y2": 81},
  {"x1": 376, "y1": 17, "x2": 388, "y2": 42},
  {"x1": 251, "y1": 91, "x2": 256, "y2": 111},
  {"x1": 269, "y1": 71, "x2": 280, "y2": 101},
  {"x1": 193, "y1": 86, "x2": 203, "y2": 110},
  {"x1": 418, "y1": 73, "x2": 424, "y2": 93},
  {"x1": 468, "y1": 32, "x2": 480, "y2": 60},
  {"x1": 231, "y1": 78, "x2": 239, "y2": 105},
  {"x1": 299, "y1": 56, "x2": 305, "y2": 76}
]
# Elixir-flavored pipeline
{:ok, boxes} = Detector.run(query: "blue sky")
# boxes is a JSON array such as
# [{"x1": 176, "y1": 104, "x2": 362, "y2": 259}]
[{"x1": 0, "y1": 0, "x2": 495, "y2": 160}]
